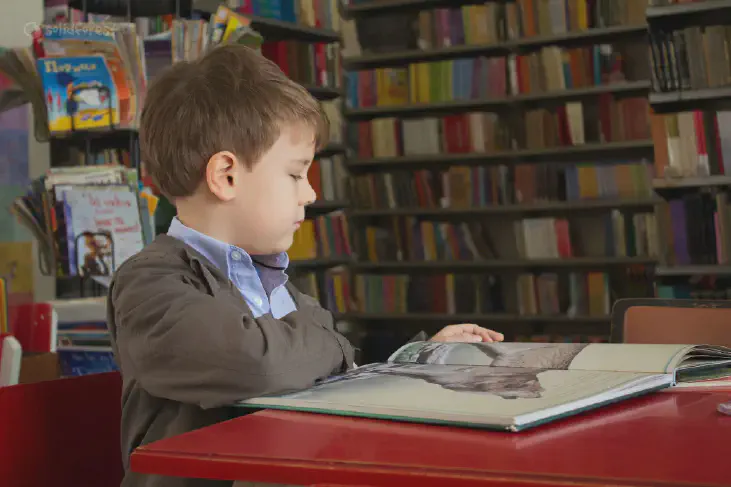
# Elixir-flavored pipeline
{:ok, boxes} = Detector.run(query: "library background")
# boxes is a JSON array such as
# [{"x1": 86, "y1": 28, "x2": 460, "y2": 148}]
[{"x1": 0, "y1": 0, "x2": 729, "y2": 370}]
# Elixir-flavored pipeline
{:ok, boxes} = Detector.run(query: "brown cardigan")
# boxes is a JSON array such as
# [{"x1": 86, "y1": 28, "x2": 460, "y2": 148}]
[{"x1": 107, "y1": 234, "x2": 355, "y2": 487}]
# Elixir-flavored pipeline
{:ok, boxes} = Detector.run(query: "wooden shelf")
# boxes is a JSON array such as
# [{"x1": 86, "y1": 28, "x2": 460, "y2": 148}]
[
  {"x1": 316, "y1": 143, "x2": 347, "y2": 157},
  {"x1": 344, "y1": 25, "x2": 648, "y2": 69},
  {"x1": 305, "y1": 200, "x2": 349, "y2": 217},
  {"x1": 49, "y1": 129, "x2": 138, "y2": 148},
  {"x1": 194, "y1": 0, "x2": 340, "y2": 42},
  {"x1": 655, "y1": 265, "x2": 731, "y2": 277},
  {"x1": 333, "y1": 312, "x2": 610, "y2": 324},
  {"x1": 647, "y1": 0, "x2": 731, "y2": 30},
  {"x1": 304, "y1": 85, "x2": 342, "y2": 101},
  {"x1": 69, "y1": 0, "x2": 193, "y2": 17},
  {"x1": 345, "y1": 80, "x2": 650, "y2": 119},
  {"x1": 351, "y1": 257, "x2": 656, "y2": 273},
  {"x1": 652, "y1": 176, "x2": 731, "y2": 190},
  {"x1": 649, "y1": 86, "x2": 731, "y2": 114},
  {"x1": 348, "y1": 140, "x2": 655, "y2": 170},
  {"x1": 350, "y1": 198, "x2": 660, "y2": 218},
  {"x1": 288, "y1": 257, "x2": 352, "y2": 270},
  {"x1": 344, "y1": 0, "x2": 483, "y2": 16}
]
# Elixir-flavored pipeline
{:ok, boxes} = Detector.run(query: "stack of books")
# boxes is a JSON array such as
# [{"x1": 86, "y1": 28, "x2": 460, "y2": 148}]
[{"x1": 0, "y1": 5, "x2": 266, "y2": 141}]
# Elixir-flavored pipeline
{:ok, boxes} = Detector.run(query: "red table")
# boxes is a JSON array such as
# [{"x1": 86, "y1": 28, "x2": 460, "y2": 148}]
[{"x1": 131, "y1": 390, "x2": 731, "y2": 487}]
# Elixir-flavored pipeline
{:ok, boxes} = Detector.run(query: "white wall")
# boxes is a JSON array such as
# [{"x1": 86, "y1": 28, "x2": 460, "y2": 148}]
[{"x1": 1, "y1": 0, "x2": 55, "y2": 301}]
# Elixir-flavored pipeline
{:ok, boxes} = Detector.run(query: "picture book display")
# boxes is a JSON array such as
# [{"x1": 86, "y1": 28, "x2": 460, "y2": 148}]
[
  {"x1": 10, "y1": 166, "x2": 151, "y2": 277},
  {"x1": 238, "y1": 341, "x2": 731, "y2": 432}
]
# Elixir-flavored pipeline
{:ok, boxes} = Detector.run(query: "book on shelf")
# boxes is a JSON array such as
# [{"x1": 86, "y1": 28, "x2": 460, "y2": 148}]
[
  {"x1": 350, "y1": 268, "x2": 637, "y2": 319},
  {"x1": 289, "y1": 267, "x2": 352, "y2": 313},
  {"x1": 345, "y1": 0, "x2": 647, "y2": 52},
  {"x1": 347, "y1": 98, "x2": 651, "y2": 161},
  {"x1": 360, "y1": 212, "x2": 658, "y2": 264},
  {"x1": 648, "y1": 23, "x2": 731, "y2": 94},
  {"x1": 51, "y1": 297, "x2": 117, "y2": 377},
  {"x1": 346, "y1": 43, "x2": 635, "y2": 109},
  {"x1": 656, "y1": 191, "x2": 731, "y2": 266},
  {"x1": 353, "y1": 161, "x2": 655, "y2": 211},
  {"x1": 650, "y1": 109, "x2": 731, "y2": 179},
  {"x1": 237, "y1": 340, "x2": 731, "y2": 432},
  {"x1": 0, "y1": 7, "x2": 275, "y2": 138},
  {"x1": 224, "y1": 0, "x2": 341, "y2": 31},
  {"x1": 9, "y1": 166, "x2": 155, "y2": 278},
  {"x1": 288, "y1": 211, "x2": 353, "y2": 261},
  {"x1": 308, "y1": 152, "x2": 348, "y2": 201}
]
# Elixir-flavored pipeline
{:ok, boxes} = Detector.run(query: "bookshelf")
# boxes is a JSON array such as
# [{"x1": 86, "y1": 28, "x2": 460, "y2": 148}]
[
  {"x1": 646, "y1": 0, "x2": 731, "y2": 299},
  {"x1": 1, "y1": 0, "x2": 352, "y2": 303},
  {"x1": 337, "y1": 0, "x2": 659, "y2": 358}
]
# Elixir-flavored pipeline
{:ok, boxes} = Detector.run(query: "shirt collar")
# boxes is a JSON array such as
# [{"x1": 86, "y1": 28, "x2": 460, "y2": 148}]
[{"x1": 166, "y1": 217, "x2": 290, "y2": 274}]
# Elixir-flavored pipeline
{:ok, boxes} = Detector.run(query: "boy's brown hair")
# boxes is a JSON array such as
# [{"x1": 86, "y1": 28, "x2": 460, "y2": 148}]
[{"x1": 140, "y1": 44, "x2": 330, "y2": 200}]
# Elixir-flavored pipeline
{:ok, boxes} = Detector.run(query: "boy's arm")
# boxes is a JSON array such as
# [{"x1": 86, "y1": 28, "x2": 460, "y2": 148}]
[{"x1": 110, "y1": 259, "x2": 352, "y2": 409}]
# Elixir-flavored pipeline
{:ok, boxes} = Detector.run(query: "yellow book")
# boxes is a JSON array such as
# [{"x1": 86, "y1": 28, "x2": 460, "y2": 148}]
[
  {"x1": 417, "y1": 63, "x2": 431, "y2": 103},
  {"x1": 408, "y1": 64, "x2": 419, "y2": 104},
  {"x1": 289, "y1": 220, "x2": 317, "y2": 260},
  {"x1": 366, "y1": 227, "x2": 379, "y2": 262},
  {"x1": 332, "y1": 273, "x2": 345, "y2": 312},
  {"x1": 576, "y1": 0, "x2": 588, "y2": 30},
  {"x1": 421, "y1": 221, "x2": 438, "y2": 260}
]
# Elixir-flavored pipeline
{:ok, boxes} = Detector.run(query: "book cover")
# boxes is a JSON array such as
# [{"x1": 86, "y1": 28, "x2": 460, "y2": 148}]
[{"x1": 36, "y1": 55, "x2": 119, "y2": 133}]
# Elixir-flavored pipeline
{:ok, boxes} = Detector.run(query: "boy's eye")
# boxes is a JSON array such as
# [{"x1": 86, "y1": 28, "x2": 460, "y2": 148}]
[{"x1": 291, "y1": 174, "x2": 304, "y2": 181}]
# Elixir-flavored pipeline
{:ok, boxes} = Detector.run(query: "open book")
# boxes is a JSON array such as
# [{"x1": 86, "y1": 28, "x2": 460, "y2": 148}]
[{"x1": 238, "y1": 341, "x2": 731, "y2": 432}]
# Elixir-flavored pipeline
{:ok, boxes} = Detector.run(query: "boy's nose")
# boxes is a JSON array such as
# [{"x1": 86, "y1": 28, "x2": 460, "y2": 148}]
[{"x1": 301, "y1": 180, "x2": 317, "y2": 206}]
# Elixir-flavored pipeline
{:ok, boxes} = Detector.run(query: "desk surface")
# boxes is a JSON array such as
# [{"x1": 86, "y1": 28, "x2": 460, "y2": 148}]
[{"x1": 132, "y1": 390, "x2": 731, "y2": 487}]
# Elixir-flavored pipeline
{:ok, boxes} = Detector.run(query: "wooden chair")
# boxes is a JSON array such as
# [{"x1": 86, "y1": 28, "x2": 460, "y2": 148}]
[{"x1": 610, "y1": 298, "x2": 731, "y2": 347}]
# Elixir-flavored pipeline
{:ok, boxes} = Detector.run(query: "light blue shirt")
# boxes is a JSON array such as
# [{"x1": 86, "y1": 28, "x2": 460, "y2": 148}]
[{"x1": 167, "y1": 217, "x2": 297, "y2": 319}]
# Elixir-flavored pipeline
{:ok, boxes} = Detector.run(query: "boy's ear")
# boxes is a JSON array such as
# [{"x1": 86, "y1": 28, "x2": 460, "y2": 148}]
[{"x1": 205, "y1": 151, "x2": 241, "y2": 202}]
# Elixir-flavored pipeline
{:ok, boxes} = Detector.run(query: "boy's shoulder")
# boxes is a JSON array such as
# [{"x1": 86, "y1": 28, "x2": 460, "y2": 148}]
[
  {"x1": 111, "y1": 234, "x2": 226, "y2": 292},
  {"x1": 115, "y1": 234, "x2": 193, "y2": 274}
]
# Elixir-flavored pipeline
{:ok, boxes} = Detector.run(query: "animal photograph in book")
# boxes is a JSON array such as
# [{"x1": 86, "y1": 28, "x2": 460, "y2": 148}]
[
  {"x1": 321, "y1": 363, "x2": 549, "y2": 399},
  {"x1": 391, "y1": 341, "x2": 590, "y2": 369},
  {"x1": 316, "y1": 343, "x2": 591, "y2": 400}
]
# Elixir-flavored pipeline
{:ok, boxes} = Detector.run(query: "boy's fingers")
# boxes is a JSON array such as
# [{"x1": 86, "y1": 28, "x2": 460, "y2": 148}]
[
  {"x1": 460, "y1": 324, "x2": 500, "y2": 342},
  {"x1": 436, "y1": 324, "x2": 505, "y2": 343},
  {"x1": 487, "y1": 329, "x2": 505, "y2": 342}
]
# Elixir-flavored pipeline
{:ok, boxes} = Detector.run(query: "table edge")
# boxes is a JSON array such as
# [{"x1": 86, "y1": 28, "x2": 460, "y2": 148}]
[{"x1": 130, "y1": 448, "x2": 728, "y2": 487}]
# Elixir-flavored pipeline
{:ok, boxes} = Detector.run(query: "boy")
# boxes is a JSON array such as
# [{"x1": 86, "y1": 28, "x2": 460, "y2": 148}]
[{"x1": 107, "y1": 44, "x2": 504, "y2": 487}]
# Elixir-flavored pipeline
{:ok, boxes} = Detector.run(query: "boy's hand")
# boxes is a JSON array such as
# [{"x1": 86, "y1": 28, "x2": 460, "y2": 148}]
[{"x1": 430, "y1": 324, "x2": 504, "y2": 343}]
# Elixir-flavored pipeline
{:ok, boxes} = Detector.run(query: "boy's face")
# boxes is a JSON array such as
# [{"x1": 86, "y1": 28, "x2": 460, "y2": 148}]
[{"x1": 225, "y1": 124, "x2": 317, "y2": 255}]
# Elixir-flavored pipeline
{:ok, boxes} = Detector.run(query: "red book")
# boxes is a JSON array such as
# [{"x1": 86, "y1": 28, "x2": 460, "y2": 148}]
[{"x1": 8, "y1": 302, "x2": 56, "y2": 353}]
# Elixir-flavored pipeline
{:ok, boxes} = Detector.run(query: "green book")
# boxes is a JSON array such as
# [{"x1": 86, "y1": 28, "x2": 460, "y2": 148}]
[{"x1": 238, "y1": 341, "x2": 731, "y2": 432}]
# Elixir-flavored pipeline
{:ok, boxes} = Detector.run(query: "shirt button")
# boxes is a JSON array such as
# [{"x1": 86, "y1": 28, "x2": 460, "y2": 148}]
[
  {"x1": 231, "y1": 251, "x2": 242, "y2": 261},
  {"x1": 254, "y1": 297, "x2": 263, "y2": 307}
]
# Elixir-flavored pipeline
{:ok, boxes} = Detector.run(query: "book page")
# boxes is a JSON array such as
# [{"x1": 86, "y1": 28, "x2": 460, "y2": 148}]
[
  {"x1": 388, "y1": 341, "x2": 696, "y2": 374},
  {"x1": 242, "y1": 363, "x2": 669, "y2": 429}
]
